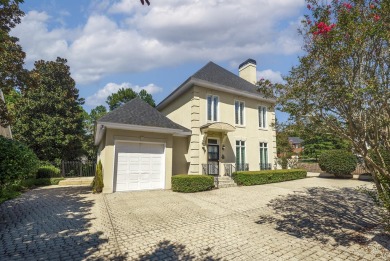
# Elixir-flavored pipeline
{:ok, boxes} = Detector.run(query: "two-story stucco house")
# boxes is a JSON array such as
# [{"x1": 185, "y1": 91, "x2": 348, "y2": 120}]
[{"x1": 95, "y1": 59, "x2": 276, "y2": 193}]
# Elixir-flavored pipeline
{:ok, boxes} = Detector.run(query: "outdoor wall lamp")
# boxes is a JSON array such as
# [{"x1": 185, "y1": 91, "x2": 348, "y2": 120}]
[{"x1": 222, "y1": 144, "x2": 225, "y2": 150}]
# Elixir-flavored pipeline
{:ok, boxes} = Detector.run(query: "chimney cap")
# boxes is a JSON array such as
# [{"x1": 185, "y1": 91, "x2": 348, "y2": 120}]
[{"x1": 238, "y1": 59, "x2": 256, "y2": 70}]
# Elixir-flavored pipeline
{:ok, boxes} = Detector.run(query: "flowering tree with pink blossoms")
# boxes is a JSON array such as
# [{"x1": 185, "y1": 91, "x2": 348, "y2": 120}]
[{"x1": 279, "y1": 0, "x2": 389, "y2": 222}]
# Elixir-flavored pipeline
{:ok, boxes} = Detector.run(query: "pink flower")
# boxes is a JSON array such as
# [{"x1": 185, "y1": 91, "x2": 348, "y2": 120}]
[
  {"x1": 343, "y1": 3, "x2": 352, "y2": 9},
  {"x1": 374, "y1": 14, "x2": 380, "y2": 21},
  {"x1": 307, "y1": 4, "x2": 311, "y2": 10}
]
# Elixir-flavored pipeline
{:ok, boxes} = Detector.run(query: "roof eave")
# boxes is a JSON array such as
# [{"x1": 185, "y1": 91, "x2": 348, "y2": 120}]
[{"x1": 157, "y1": 78, "x2": 276, "y2": 111}]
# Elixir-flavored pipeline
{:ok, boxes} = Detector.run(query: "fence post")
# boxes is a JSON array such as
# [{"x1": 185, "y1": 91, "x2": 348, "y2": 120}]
[
  {"x1": 61, "y1": 161, "x2": 65, "y2": 177},
  {"x1": 80, "y1": 162, "x2": 82, "y2": 177}
]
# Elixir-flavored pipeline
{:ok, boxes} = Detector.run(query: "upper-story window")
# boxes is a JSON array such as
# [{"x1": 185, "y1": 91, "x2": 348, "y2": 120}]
[
  {"x1": 258, "y1": 106, "x2": 267, "y2": 128},
  {"x1": 207, "y1": 95, "x2": 219, "y2": 121},
  {"x1": 235, "y1": 101, "x2": 245, "y2": 125}
]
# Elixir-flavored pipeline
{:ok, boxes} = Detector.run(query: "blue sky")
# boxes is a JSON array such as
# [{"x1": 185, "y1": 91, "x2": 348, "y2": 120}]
[{"x1": 12, "y1": 0, "x2": 308, "y2": 122}]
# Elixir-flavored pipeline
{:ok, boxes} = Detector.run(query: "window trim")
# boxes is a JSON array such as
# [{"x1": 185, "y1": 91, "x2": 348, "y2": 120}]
[
  {"x1": 206, "y1": 94, "x2": 219, "y2": 122},
  {"x1": 258, "y1": 105, "x2": 267, "y2": 129},
  {"x1": 259, "y1": 142, "x2": 269, "y2": 165},
  {"x1": 234, "y1": 100, "x2": 245, "y2": 126},
  {"x1": 235, "y1": 140, "x2": 246, "y2": 166}
]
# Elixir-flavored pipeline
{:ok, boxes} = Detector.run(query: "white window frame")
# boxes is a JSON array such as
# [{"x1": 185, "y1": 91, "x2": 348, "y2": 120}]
[
  {"x1": 207, "y1": 94, "x2": 219, "y2": 122},
  {"x1": 259, "y1": 142, "x2": 268, "y2": 165},
  {"x1": 235, "y1": 140, "x2": 246, "y2": 166},
  {"x1": 234, "y1": 100, "x2": 245, "y2": 126},
  {"x1": 258, "y1": 106, "x2": 267, "y2": 129}
]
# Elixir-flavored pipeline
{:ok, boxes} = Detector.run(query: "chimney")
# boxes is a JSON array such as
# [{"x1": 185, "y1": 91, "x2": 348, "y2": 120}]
[{"x1": 238, "y1": 59, "x2": 257, "y2": 84}]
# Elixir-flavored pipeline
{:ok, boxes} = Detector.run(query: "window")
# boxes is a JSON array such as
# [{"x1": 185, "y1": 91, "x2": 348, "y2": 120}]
[
  {"x1": 258, "y1": 106, "x2": 267, "y2": 128},
  {"x1": 236, "y1": 140, "x2": 246, "y2": 170},
  {"x1": 235, "y1": 101, "x2": 244, "y2": 125},
  {"x1": 207, "y1": 95, "x2": 219, "y2": 121},
  {"x1": 259, "y1": 142, "x2": 268, "y2": 168}
]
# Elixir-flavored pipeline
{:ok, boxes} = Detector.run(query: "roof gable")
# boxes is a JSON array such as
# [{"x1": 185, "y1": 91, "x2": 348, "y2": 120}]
[
  {"x1": 98, "y1": 98, "x2": 190, "y2": 132},
  {"x1": 191, "y1": 61, "x2": 260, "y2": 95}
]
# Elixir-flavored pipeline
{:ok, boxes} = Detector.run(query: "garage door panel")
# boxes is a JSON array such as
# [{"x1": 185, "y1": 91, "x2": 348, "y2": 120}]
[{"x1": 115, "y1": 142, "x2": 164, "y2": 192}]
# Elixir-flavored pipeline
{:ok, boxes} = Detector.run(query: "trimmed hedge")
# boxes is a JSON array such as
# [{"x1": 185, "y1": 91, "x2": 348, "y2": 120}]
[
  {"x1": 36, "y1": 165, "x2": 61, "y2": 179},
  {"x1": 232, "y1": 169, "x2": 307, "y2": 186},
  {"x1": 319, "y1": 150, "x2": 357, "y2": 177},
  {"x1": 172, "y1": 175, "x2": 214, "y2": 193}
]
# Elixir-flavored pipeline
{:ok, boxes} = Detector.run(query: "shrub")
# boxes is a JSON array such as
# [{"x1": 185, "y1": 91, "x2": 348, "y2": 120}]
[
  {"x1": 172, "y1": 175, "x2": 214, "y2": 193},
  {"x1": 0, "y1": 137, "x2": 39, "y2": 191},
  {"x1": 232, "y1": 169, "x2": 307, "y2": 186},
  {"x1": 36, "y1": 165, "x2": 61, "y2": 179},
  {"x1": 92, "y1": 160, "x2": 104, "y2": 193},
  {"x1": 318, "y1": 150, "x2": 357, "y2": 177}
]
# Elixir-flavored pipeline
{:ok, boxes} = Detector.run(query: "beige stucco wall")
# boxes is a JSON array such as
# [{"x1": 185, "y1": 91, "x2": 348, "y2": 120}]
[
  {"x1": 99, "y1": 128, "x2": 173, "y2": 193},
  {"x1": 161, "y1": 84, "x2": 277, "y2": 174},
  {"x1": 172, "y1": 136, "x2": 190, "y2": 175}
]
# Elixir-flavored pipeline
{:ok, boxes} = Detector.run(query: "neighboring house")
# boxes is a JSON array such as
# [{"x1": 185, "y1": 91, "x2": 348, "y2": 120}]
[
  {"x1": 0, "y1": 89, "x2": 12, "y2": 139},
  {"x1": 288, "y1": 137, "x2": 304, "y2": 155},
  {"x1": 95, "y1": 59, "x2": 277, "y2": 193}
]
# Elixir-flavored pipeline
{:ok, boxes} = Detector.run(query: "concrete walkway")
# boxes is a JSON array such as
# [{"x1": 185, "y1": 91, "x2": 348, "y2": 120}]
[{"x1": 0, "y1": 177, "x2": 389, "y2": 260}]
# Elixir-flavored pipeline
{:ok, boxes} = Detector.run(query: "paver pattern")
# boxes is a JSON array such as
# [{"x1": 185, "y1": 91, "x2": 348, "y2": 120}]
[{"x1": 0, "y1": 177, "x2": 389, "y2": 260}]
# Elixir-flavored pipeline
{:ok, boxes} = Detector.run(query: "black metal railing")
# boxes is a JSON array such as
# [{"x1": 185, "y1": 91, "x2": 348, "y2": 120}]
[
  {"x1": 202, "y1": 163, "x2": 219, "y2": 175},
  {"x1": 259, "y1": 163, "x2": 272, "y2": 170},
  {"x1": 61, "y1": 161, "x2": 96, "y2": 177},
  {"x1": 224, "y1": 163, "x2": 235, "y2": 177},
  {"x1": 236, "y1": 163, "x2": 249, "y2": 171}
]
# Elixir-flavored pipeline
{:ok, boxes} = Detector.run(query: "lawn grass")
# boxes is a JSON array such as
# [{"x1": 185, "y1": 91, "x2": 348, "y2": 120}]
[{"x1": 0, "y1": 178, "x2": 64, "y2": 204}]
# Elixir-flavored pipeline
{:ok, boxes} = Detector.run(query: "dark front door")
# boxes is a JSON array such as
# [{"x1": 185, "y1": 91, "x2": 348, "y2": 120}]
[{"x1": 207, "y1": 140, "x2": 219, "y2": 175}]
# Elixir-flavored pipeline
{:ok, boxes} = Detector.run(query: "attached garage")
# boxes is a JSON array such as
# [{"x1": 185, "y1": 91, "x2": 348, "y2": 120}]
[
  {"x1": 115, "y1": 142, "x2": 165, "y2": 192},
  {"x1": 95, "y1": 98, "x2": 191, "y2": 193}
]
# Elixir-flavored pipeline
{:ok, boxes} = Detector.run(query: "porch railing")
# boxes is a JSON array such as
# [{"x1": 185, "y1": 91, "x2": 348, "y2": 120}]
[
  {"x1": 259, "y1": 163, "x2": 272, "y2": 170},
  {"x1": 224, "y1": 163, "x2": 235, "y2": 177},
  {"x1": 236, "y1": 163, "x2": 249, "y2": 171},
  {"x1": 202, "y1": 163, "x2": 219, "y2": 175}
]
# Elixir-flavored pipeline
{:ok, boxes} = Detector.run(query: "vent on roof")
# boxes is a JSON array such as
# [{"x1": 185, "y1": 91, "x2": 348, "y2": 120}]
[{"x1": 238, "y1": 59, "x2": 257, "y2": 84}]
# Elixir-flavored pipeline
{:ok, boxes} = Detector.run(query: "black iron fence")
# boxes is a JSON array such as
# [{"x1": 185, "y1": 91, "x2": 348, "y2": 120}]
[
  {"x1": 259, "y1": 163, "x2": 272, "y2": 170},
  {"x1": 236, "y1": 163, "x2": 249, "y2": 171},
  {"x1": 61, "y1": 161, "x2": 96, "y2": 177},
  {"x1": 202, "y1": 163, "x2": 219, "y2": 175}
]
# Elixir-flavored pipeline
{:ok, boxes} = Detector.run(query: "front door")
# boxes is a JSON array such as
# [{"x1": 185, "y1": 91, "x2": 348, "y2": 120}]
[{"x1": 207, "y1": 139, "x2": 219, "y2": 175}]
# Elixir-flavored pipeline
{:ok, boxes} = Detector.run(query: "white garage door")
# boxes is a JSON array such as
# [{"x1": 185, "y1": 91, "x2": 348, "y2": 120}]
[{"x1": 115, "y1": 142, "x2": 165, "y2": 192}]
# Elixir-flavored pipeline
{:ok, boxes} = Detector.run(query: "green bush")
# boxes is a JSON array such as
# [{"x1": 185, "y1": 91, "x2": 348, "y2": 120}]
[
  {"x1": 36, "y1": 165, "x2": 61, "y2": 178},
  {"x1": 92, "y1": 160, "x2": 104, "y2": 193},
  {"x1": 318, "y1": 150, "x2": 357, "y2": 177},
  {"x1": 232, "y1": 169, "x2": 307, "y2": 186},
  {"x1": 0, "y1": 137, "x2": 39, "y2": 191},
  {"x1": 172, "y1": 175, "x2": 214, "y2": 193}
]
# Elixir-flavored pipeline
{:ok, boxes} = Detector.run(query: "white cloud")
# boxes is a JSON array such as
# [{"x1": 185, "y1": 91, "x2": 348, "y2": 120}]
[
  {"x1": 257, "y1": 69, "x2": 284, "y2": 83},
  {"x1": 85, "y1": 82, "x2": 162, "y2": 107},
  {"x1": 11, "y1": 0, "x2": 305, "y2": 85}
]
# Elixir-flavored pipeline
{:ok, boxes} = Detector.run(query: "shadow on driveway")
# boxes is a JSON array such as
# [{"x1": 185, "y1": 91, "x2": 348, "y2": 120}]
[
  {"x1": 137, "y1": 240, "x2": 221, "y2": 261},
  {"x1": 0, "y1": 186, "x2": 126, "y2": 260},
  {"x1": 256, "y1": 187, "x2": 389, "y2": 248}
]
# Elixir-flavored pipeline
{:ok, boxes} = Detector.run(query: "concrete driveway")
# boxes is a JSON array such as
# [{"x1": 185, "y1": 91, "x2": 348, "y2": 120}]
[{"x1": 0, "y1": 178, "x2": 389, "y2": 260}]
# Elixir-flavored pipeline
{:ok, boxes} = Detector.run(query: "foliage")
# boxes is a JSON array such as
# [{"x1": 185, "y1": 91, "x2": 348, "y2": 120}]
[
  {"x1": 171, "y1": 175, "x2": 214, "y2": 193},
  {"x1": 82, "y1": 105, "x2": 107, "y2": 160},
  {"x1": 232, "y1": 169, "x2": 307, "y2": 186},
  {"x1": 0, "y1": 136, "x2": 39, "y2": 192},
  {"x1": 92, "y1": 160, "x2": 104, "y2": 193},
  {"x1": 13, "y1": 58, "x2": 85, "y2": 162},
  {"x1": 0, "y1": 177, "x2": 64, "y2": 204},
  {"x1": 318, "y1": 150, "x2": 357, "y2": 177},
  {"x1": 0, "y1": 0, "x2": 26, "y2": 127},
  {"x1": 106, "y1": 87, "x2": 156, "y2": 110},
  {"x1": 36, "y1": 165, "x2": 61, "y2": 179},
  {"x1": 278, "y1": 0, "x2": 389, "y2": 213}
]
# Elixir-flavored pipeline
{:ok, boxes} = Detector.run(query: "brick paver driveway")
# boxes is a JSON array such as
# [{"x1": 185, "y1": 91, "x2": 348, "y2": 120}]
[{"x1": 1, "y1": 178, "x2": 389, "y2": 260}]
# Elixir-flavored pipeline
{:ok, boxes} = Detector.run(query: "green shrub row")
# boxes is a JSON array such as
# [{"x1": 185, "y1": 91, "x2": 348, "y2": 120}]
[
  {"x1": 232, "y1": 169, "x2": 307, "y2": 186},
  {"x1": 36, "y1": 165, "x2": 61, "y2": 179},
  {"x1": 318, "y1": 150, "x2": 357, "y2": 177},
  {"x1": 0, "y1": 137, "x2": 39, "y2": 190},
  {"x1": 172, "y1": 174, "x2": 214, "y2": 193}
]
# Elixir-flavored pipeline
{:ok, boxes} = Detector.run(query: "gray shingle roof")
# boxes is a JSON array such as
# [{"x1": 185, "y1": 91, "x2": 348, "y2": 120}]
[
  {"x1": 288, "y1": 137, "x2": 304, "y2": 144},
  {"x1": 191, "y1": 61, "x2": 260, "y2": 95},
  {"x1": 98, "y1": 98, "x2": 190, "y2": 132}
]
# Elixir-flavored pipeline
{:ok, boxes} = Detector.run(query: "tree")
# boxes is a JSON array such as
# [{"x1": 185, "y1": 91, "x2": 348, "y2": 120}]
[
  {"x1": 0, "y1": 0, "x2": 26, "y2": 127},
  {"x1": 106, "y1": 87, "x2": 156, "y2": 110},
  {"x1": 13, "y1": 58, "x2": 85, "y2": 162},
  {"x1": 279, "y1": 0, "x2": 389, "y2": 215},
  {"x1": 82, "y1": 105, "x2": 107, "y2": 160}
]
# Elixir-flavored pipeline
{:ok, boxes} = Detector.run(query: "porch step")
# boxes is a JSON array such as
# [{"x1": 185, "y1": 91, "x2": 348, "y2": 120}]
[{"x1": 215, "y1": 176, "x2": 237, "y2": 188}]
